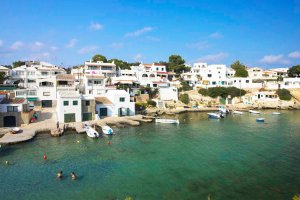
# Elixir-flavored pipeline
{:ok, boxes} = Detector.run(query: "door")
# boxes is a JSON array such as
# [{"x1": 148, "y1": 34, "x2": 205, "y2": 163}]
[
  {"x1": 99, "y1": 108, "x2": 107, "y2": 117},
  {"x1": 64, "y1": 113, "x2": 75, "y2": 123},
  {"x1": 3, "y1": 116, "x2": 16, "y2": 127},
  {"x1": 82, "y1": 112, "x2": 92, "y2": 121},
  {"x1": 41, "y1": 100, "x2": 52, "y2": 108}
]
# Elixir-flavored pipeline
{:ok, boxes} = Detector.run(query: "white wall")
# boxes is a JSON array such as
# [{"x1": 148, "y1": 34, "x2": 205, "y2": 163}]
[
  {"x1": 159, "y1": 87, "x2": 178, "y2": 101},
  {"x1": 56, "y1": 96, "x2": 82, "y2": 123},
  {"x1": 95, "y1": 104, "x2": 114, "y2": 117},
  {"x1": 0, "y1": 104, "x2": 23, "y2": 113},
  {"x1": 105, "y1": 90, "x2": 135, "y2": 116}
]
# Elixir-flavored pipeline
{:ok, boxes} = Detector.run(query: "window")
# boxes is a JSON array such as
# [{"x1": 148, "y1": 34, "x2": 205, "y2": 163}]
[
  {"x1": 94, "y1": 80, "x2": 102, "y2": 84},
  {"x1": 86, "y1": 101, "x2": 90, "y2": 106},
  {"x1": 208, "y1": 74, "x2": 212, "y2": 77},
  {"x1": 43, "y1": 92, "x2": 50, "y2": 96},
  {"x1": 7, "y1": 106, "x2": 18, "y2": 112},
  {"x1": 73, "y1": 101, "x2": 78, "y2": 106},
  {"x1": 212, "y1": 81, "x2": 216, "y2": 85},
  {"x1": 156, "y1": 67, "x2": 159, "y2": 71},
  {"x1": 41, "y1": 72, "x2": 48, "y2": 76},
  {"x1": 101, "y1": 66, "x2": 112, "y2": 70},
  {"x1": 120, "y1": 97, "x2": 125, "y2": 102},
  {"x1": 153, "y1": 84, "x2": 157, "y2": 87},
  {"x1": 246, "y1": 80, "x2": 249, "y2": 83},
  {"x1": 64, "y1": 101, "x2": 69, "y2": 106}
]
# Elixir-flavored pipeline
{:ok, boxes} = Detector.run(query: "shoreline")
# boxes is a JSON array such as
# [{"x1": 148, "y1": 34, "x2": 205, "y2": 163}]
[{"x1": 0, "y1": 107, "x2": 299, "y2": 145}]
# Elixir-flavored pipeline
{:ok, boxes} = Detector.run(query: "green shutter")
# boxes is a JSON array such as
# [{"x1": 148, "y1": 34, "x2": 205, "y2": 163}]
[
  {"x1": 64, "y1": 113, "x2": 75, "y2": 123},
  {"x1": 82, "y1": 112, "x2": 92, "y2": 121}
]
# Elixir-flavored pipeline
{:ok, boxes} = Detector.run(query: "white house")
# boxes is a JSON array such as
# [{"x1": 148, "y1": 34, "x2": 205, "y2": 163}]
[
  {"x1": 82, "y1": 74, "x2": 106, "y2": 95},
  {"x1": 95, "y1": 90, "x2": 135, "y2": 117},
  {"x1": 247, "y1": 67, "x2": 264, "y2": 79},
  {"x1": 71, "y1": 60, "x2": 117, "y2": 78},
  {"x1": 159, "y1": 87, "x2": 178, "y2": 101},
  {"x1": 56, "y1": 91, "x2": 82, "y2": 123},
  {"x1": 0, "y1": 66, "x2": 11, "y2": 76}
]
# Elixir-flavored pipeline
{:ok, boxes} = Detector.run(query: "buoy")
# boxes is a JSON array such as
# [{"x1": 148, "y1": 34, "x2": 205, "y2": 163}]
[
  {"x1": 43, "y1": 155, "x2": 47, "y2": 160},
  {"x1": 77, "y1": 140, "x2": 80, "y2": 143},
  {"x1": 108, "y1": 141, "x2": 111, "y2": 145},
  {"x1": 5, "y1": 160, "x2": 9, "y2": 165}
]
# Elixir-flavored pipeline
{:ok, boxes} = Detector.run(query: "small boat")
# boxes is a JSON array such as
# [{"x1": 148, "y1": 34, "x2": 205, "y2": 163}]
[
  {"x1": 83, "y1": 124, "x2": 99, "y2": 138},
  {"x1": 207, "y1": 113, "x2": 224, "y2": 119},
  {"x1": 256, "y1": 118, "x2": 265, "y2": 122},
  {"x1": 272, "y1": 112, "x2": 281, "y2": 115},
  {"x1": 249, "y1": 110, "x2": 260, "y2": 114},
  {"x1": 11, "y1": 127, "x2": 21, "y2": 134},
  {"x1": 232, "y1": 110, "x2": 244, "y2": 115},
  {"x1": 102, "y1": 125, "x2": 114, "y2": 135},
  {"x1": 218, "y1": 106, "x2": 229, "y2": 114},
  {"x1": 155, "y1": 119, "x2": 180, "y2": 124}
]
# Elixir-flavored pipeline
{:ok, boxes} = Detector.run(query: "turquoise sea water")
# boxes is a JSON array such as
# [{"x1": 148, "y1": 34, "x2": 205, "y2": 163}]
[{"x1": 1, "y1": 110, "x2": 300, "y2": 200}]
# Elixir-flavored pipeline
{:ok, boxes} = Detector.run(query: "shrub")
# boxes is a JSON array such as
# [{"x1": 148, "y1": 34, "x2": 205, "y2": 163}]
[
  {"x1": 179, "y1": 93, "x2": 190, "y2": 104},
  {"x1": 198, "y1": 88, "x2": 208, "y2": 96},
  {"x1": 276, "y1": 89, "x2": 292, "y2": 100},
  {"x1": 199, "y1": 87, "x2": 246, "y2": 99},
  {"x1": 147, "y1": 100, "x2": 157, "y2": 107},
  {"x1": 135, "y1": 102, "x2": 147, "y2": 111},
  {"x1": 179, "y1": 81, "x2": 193, "y2": 92}
]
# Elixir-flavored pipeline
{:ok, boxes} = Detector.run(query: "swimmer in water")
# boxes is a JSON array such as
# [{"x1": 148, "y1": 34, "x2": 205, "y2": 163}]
[
  {"x1": 70, "y1": 172, "x2": 77, "y2": 180},
  {"x1": 57, "y1": 171, "x2": 63, "y2": 179}
]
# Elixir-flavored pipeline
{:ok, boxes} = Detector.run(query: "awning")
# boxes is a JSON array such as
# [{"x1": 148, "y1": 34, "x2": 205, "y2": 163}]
[{"x1": 27, "y1": 97, "x2": 38, "y2": 101}]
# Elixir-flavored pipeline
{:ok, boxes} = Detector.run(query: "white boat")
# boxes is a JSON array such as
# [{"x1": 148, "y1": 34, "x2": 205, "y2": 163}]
[
  {"x1": 256, "y1": 118, "x2": 265, "y2": 122},
  {"x1": 272, "y1": 112, "x2": 281, "y2": 115},
  {"x1": 155, "y1": 119, "x2": 180, "y2": 124},
  {"x1": 83, "y1": 124, "x2": 99, "y2": 138},
  {"x1": 11, "y1": 127, "x2": 21, "y2": 134},
  {"x1": 232, "y1": 110, "x2": 244, "y2": 115},
  {"x1": 102, "y1": 125, "x2": 114, "y2": 135},
  {"x1": 249, "y1": 110, "x2": 260, "y2": 114},
  {"x1": 207, "y1": 113, "x2": 224, "y2": 119}
]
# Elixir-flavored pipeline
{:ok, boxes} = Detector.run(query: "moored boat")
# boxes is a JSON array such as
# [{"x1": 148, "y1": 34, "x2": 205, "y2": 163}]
[
  {"x1": 232, "y1": 110, "x2": 244, "y2": 115},
  {"x1": 102, "y1": 125, "x2": 114, "y2": 135},
  {"x1": 155, "y1": 119, "x2": 180, "y2": 124},
  {"x1": 272, "y1": 112, "x2": 281, "y2": 115},
  {"x1": 249, "y1": 110, "x2": 260, "y2": 114},
  {"x1": 256, "y1": 118, "x2": 265, "y2": 122},
  {"x1": 207, "y1": 113, "x2": 224, "y2": 119},
  {"x1": 83, "y1": 124, "x2": 99, "y2": 138}
]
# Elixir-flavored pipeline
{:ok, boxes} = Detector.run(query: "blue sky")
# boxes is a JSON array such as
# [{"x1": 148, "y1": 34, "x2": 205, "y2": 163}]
[{"x1": 0, "y1": 0, "x2": 300, "y2": 68}]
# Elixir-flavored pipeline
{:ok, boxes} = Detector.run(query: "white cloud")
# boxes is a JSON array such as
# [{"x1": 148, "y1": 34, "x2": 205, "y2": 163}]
[
  {"x1": 133, "y1": 53, "x2": 143, "y2": 62},
  {"x1": 288, "y1": 51, "x2": 300, "y2": 59},
  {"x1": 89, "y1": 22, "x2": 103, "y2": 31},
  {"x1": 50, "y1": 46, "x2": 58, "y2": 51},
  {"x1": 125, "y1": 27, "x2": 154, "y2": 37},
  {"x1": 145, "y1": 36, "x2": 160, "y2": 42},
  {"x1": 26, "y1": 52, "x2": 51, "y2": 61},
  {"x1": 10, "y1": 41, "x2": 24, "y2": 50},
  {"x1": 77, "y1": 45, "x2": 98, "y2": 54},
  {"x1": 260, "y1": 54, "x2": 290, "y2": 64},
  {"x1": 196, "y1": 52, "x2": 228, "y2": 63},
  {"x1": 30, "y1": 41, "x2": 44, "y2": 50},
  {"x1": 187, "y1": 41, "x2": 210, "y2": 50},
  {"x1": 209, "y1": 32, "x2": 223, "y2": 39},
  {"x1": 110, "y1": 42, "x2": 123, "y2": 49},
  {"x1": 0, "y1": 40, "x2": 3, "y2": 47},
  {"x1": 65, "y1": 38, "x2": 77, "y2": 48}
]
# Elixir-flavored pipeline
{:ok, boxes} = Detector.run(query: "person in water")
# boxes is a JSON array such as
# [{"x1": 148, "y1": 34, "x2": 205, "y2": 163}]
[
  {"x1": 57, "y1": 171, "x2": 63, "y2": 179},
  {"x1": 71, "y1": 172, "x2": 77, "y2": 180}
]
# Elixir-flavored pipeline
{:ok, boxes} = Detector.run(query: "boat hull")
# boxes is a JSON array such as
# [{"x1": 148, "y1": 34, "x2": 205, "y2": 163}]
[
  {"x1": 102, "y1": 126, "x2": 114, "y2": 135},
  {"x1": 249, "y1": 110, "x2": 260, "y2": 114}
]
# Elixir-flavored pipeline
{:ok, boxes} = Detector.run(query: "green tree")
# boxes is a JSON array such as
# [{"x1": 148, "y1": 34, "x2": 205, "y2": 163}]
[
  {"x1": 287, "y1": 65, "x2": 300, "y2": 77},
  {"x1": 179, "y1": 93, "x2": 190, "y2": 104},
  {"x1": 198, "y1": 88, "x2": 208, "y2": 96},
  {"x1": 12, "y1": 61, "x2": 25, "y2": 68},
  {"x1": 276, "y1": 89, "x2": 292, "y2": 100},
  {"x1": 92, "y1": 54, "x2": 107, "y2": 62},
  {"x1": 179, "y1": 81, "x2": 193, "y2": 91},
  {"x1": 108, "y1": 58, "x2": 131, "y2": 70},
  {"x1": 168, "y1": 55, "x2": 190, "y2": 73},
  {"x1": 0, "y1": 72, "x2": 6, "y2": 84},
  {"x1": 200, "y1": 87, "x2": 246, "y2": 99},
  {"x1": 231, "y1": 60, "x2": 248, "y2": 77}
]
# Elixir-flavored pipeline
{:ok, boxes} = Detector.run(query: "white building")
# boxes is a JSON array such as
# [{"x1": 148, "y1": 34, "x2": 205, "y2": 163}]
[
  {"x1": 95, "y1": 90, "x2": 135, "y2": 117},
  {"x1": 247, "y1": 67, "x2": 263, "y2": 79},
  {"x1": 82, "y1": 74, "x2": 106, "y2": 96},
  {"x1": 159, "y1": 87, "x2": 178, "y2": 101},
  {"x1": 0, "y1": 66, "x2": 11, "y2": 76},
  {"x1": 71, "y1": 60, "x2": 117, "y2": 78},
  {"x1": 56, "y1": 91, "x2": 82, "y2": 123}
]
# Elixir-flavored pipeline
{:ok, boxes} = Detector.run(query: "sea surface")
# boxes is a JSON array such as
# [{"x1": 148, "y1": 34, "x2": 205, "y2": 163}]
[{"x1": 1, "y1": 110, "x2": 300, "y2": 200}]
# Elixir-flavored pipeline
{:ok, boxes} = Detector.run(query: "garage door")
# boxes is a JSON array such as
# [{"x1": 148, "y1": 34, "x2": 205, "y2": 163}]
[
  {"x1": 99, "y1": 108, "x2": 107, "y2": 117},
  {"x1": 3, "y1": 116, "x2": 16, "y2": 127},
  {"x1": 41, "y1": 100, "x2": 52, "y2": 108},
  {"x1": 82, "y1": 112, "x2": 92, "y2": 121},
  {"x1": 64, "y1": 113, "x2": 75, "y2": 123}
]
